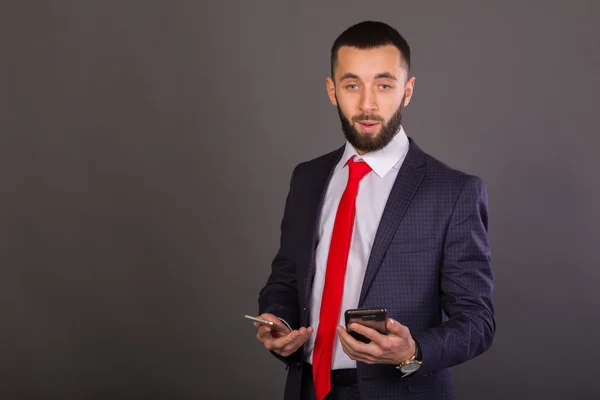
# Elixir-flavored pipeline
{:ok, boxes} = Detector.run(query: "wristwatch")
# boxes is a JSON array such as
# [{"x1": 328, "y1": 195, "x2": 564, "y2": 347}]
[{"x1": 396, "y1": 340, "x2": 422, "y2": 375}]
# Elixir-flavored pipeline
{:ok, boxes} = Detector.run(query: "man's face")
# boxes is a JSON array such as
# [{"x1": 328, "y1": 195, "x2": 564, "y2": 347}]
[{"x1": 326, "y1": 45, "x2": 415, "y2": 154}]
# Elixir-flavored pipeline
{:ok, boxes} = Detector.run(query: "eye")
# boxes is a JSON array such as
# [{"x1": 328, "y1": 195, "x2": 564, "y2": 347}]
[
  {"x1": 346, "y1": 84, "x2": 359, "y2": 91},
  {"x1": 379, "y1": 84, "x2": 392, "y2": 90}
]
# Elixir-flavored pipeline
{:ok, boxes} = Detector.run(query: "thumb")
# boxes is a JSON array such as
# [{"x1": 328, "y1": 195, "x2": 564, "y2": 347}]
[{"x1": 386, "y1": 318, "x2": 409, "y2": 337}]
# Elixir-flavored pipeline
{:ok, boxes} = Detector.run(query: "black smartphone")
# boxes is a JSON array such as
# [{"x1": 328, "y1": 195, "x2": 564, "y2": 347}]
[{"x1": 344, "y1": 307, "x2": 388, "y2": 343}]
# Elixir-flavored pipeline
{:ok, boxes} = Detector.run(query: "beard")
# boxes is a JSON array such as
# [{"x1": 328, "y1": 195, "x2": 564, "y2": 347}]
[{"x1": 336, "y1": 95, "x2": 406, "y2": 153}]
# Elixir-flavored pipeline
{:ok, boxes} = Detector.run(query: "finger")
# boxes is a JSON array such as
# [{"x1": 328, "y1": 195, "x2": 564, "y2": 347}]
[
  {"x1": 337, "y1": 326, "x2": 370, "y2": 357},
  {"x1": 280, "y1": 327, "x2": 314, "y2": 356},
  {"x1": 273, "y1": 330, "x2": 301, "y2": 351},
  {"x1": 284, "y1": 326, "x2": 313, "y2": 349},
  {"x1": 282, "y1": 335, "x2": 304, "y2": 355},
  {"x1": 258, "y1": 327, "x2": 294, "y2": 350},
  {"x1": 337, "y1": 325, "x2": 367, "y2": 349},
  {"x1": 256, "y1": 329, "x2": 267, "y2": 342},
  {"x1": 386, "y1": 318, "x2": 410, "y2": 339},
  {"x1": 336, "y1": 325, "x2": 353, "y2": 347},
  {"x1": 256, "y1": 325, "x2": 273, "y2": 340},
  {"x1": 298, "y1": 326, "x2": 314, "y2": 340},
  {"x1": 348, "y1": 323, "x2": 385, "y2": 346},
  {"x1": 338, "y1": 332, "x2": 357, "y2": 359},
  {"x1": 283, "y1": 328, "x2": 308, "y2": 349},
  {"x1": 339, "y1": 334, "x2": 376, "y2": 364}
]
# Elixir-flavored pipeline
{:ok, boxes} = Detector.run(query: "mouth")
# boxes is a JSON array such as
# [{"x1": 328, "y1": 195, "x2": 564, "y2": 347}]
[{"x1": 357, "y1": 121, "x2": 381, "y2": 133}]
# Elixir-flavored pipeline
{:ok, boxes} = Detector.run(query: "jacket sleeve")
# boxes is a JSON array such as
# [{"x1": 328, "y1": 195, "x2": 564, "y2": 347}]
[
  {"x1": 412, "y1": 176, "x2": 496, "y2": 376},
  {"x1": 258, "y1": 166, "x2": 303, "y2": 365}
]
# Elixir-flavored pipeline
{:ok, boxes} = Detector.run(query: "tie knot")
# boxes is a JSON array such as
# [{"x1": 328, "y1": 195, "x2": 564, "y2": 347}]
[{"x1": 347, "y1": 158, "x2": 372, "y2": 181}]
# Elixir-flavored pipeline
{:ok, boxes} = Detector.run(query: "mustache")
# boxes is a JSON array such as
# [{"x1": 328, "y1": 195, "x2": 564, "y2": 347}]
[{"x1": 351, "y1": 114, "x2": 384, "y2": 123}]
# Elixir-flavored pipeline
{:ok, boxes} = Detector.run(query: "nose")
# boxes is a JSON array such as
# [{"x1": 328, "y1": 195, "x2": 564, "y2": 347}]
[{"x1": 359, "y1": 87, "x2": 378, "y2": 113}]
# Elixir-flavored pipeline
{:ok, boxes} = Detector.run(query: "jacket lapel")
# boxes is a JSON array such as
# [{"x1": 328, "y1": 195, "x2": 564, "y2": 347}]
[
  {"x1": 358, "y1": 138, "x2": 426, "y2": 305},
  {"x1": 302, "y1": 147, "x2": 345, "y2": 303}
]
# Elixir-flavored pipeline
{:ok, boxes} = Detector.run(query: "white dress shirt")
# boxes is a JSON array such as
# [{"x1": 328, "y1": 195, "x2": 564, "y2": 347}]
[{"x1": 304, "y1": 126, "x2": 410, "y2": 369}]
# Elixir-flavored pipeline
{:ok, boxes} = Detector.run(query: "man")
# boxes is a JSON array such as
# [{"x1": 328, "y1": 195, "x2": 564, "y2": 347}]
[{"x1": 255, "y1": 21, "x2": 495, "y2": 400}]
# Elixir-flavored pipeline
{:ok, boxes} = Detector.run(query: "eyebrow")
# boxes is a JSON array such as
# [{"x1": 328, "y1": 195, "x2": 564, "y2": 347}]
[
  {"x1": 338, "y1": 72, "x2": 398, "y2": 81},
  {"x1": 374, "y1": 72, "x2": 397, "y2": 81},
  {"x1": 339, "y1": 73, "x2": 360, "y2": 81}
]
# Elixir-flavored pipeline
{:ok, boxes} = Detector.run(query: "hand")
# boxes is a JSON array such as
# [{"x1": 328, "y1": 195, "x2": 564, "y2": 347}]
[
  {"x1": 337, "y1": 318, "x2": 415, "y2": 365},
  {"x1": 255, "y1": 313, "x2": 314, "y2": 357}
]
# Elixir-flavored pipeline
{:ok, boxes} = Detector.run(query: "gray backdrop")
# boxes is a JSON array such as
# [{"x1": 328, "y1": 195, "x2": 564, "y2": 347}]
[{"x1": 2, "y1": 1, "x2": 599, "y2": 399}]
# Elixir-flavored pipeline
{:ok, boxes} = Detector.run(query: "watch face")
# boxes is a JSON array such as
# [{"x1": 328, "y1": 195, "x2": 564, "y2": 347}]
[{"x1": 401, "y1": 362, "x2": 421, "y2": 374}]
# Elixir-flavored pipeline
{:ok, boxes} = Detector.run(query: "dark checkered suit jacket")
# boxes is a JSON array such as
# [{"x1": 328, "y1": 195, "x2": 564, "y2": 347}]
[{"x1": 259, "y1": 137, "x2": 495, "y2": 400}]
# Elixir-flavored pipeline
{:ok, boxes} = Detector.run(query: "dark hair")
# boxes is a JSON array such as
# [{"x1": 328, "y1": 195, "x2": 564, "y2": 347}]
[{"x1": 330, "y1": 21, "x2": 411, "y2": 79}]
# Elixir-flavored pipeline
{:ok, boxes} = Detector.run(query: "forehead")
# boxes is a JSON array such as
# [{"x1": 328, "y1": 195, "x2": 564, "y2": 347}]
[{"x1": 335, "y1": 45, "x2": 405, "y2": 80}]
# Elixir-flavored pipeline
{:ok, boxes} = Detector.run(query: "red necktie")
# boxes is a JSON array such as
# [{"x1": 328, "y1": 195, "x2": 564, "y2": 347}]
[{"x1": 312, "y1": 158, "x2": 372, "y2": 400}]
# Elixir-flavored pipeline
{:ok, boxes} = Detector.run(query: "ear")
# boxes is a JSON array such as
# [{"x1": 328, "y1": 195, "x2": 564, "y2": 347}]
[
  {"x1": 403, "y1": 76, "x2": 416, "y2": 107},
  {"x1": 326, "y1": 77, "x2": 337, "y2": 105}
]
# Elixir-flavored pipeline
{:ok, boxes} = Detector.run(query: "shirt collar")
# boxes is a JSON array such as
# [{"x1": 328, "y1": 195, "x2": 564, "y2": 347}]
[{"x1": 336, "y1": 126, "x2": 410, "y2": 178}]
